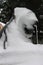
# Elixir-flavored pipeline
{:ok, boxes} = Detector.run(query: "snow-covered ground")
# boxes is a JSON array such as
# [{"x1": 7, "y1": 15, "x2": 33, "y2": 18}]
[{"x1": 0, "y1": 7, "x2": 43, "y2": 65}]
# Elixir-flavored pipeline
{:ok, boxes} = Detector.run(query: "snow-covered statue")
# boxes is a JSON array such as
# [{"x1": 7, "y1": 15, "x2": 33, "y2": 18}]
[
  {"x1": 0, "y1": 6, "x2": 38, "y2": 49},
  {"x1": 0, "y1": 0, "x2": 42, "y2": 49},
  {"x1": 0, "y1": 0, "x2": 43, "y2": 50}
]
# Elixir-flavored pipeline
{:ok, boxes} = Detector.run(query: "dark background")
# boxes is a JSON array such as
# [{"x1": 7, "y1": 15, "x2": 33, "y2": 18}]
[{"x1": 8, "y1": 0, "x2": 42, "y2": 10}]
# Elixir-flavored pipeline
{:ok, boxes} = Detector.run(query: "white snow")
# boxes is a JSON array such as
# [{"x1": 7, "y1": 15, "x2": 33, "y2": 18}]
[{"x1": 0, "y1": 7, "x2": 43, "y2": 65}]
